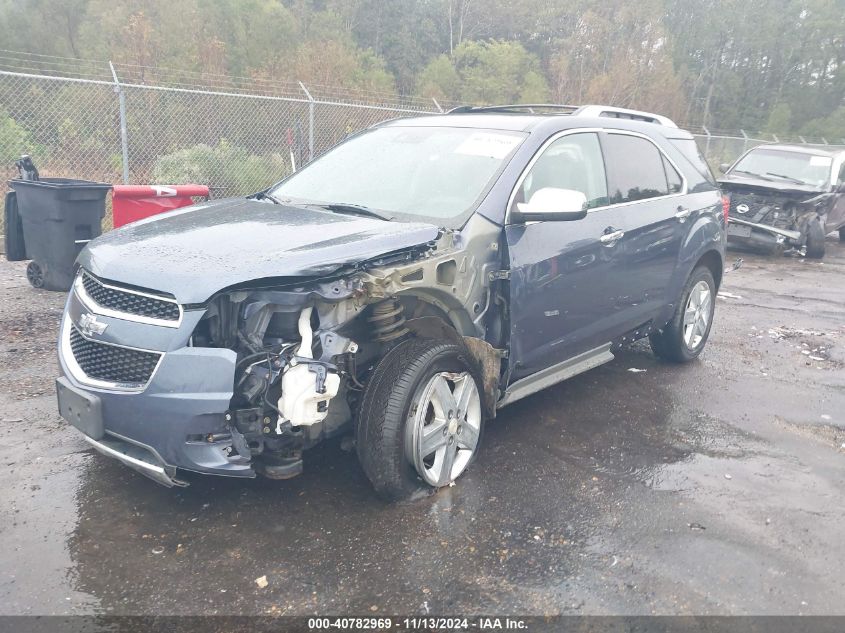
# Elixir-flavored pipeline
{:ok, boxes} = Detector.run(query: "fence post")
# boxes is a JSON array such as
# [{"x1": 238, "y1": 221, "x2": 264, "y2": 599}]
[
  {"x1": 299, "y1": 82, "x2": 315, "y2": 163},
  {"x1": 740, "y1": 129, "x2": 749, "y2": 153},
  {"x1": 432, "y1": 97, "x2": 444, "y2": 113},
  {"x1": 702, "y1": 126, "x2": 711, "y2": 159},
  {"x1": 109, "y1": 61, "x2": 129, "y2": 184}
]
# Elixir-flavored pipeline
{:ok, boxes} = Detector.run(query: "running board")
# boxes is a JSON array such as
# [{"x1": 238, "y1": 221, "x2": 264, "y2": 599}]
[{"x1": 497, "y1": 343, "x2": 614, "y2": 409}]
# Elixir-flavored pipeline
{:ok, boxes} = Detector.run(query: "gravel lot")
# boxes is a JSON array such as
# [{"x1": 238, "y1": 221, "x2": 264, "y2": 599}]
[{"x1": 1, "y1": 240, "x2": 844, "y2": 616}]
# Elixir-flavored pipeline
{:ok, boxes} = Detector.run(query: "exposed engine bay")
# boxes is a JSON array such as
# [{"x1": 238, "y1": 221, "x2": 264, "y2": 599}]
[
  {"x1": 188, "y1": 219, "x2": 508, "y2": 480},
  {"x1": 725, "y1": 186, "x2": 836, "y2": 255}
]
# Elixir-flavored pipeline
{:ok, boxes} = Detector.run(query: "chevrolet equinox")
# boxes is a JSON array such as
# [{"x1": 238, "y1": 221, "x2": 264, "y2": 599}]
[{"x1": 56, "y1": 104, "x2": 727, "y2": 500}]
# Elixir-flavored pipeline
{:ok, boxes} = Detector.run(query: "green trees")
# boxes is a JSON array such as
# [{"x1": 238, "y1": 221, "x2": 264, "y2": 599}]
[
  {"x1": 454, "y1": 41, "x2": 549, "y2": 104},
  {"x1": 799, "y1": 108, "x2": 845, "y2": 141},
  {"x1": 666, "y1": 0, "x2": 844, "y2": 133},
  {"x1": 151, "y1": 140, "x2": 287, "y2": 197},
  {"x1": 0, "y1": 109, "x2": 34, "y2": 164},
  {"x1": 417, "y1": 41, "x2": 549, "y2": 104},
  {"x1": 0, "y1": 0, "x2": 842, "y2": 138}
]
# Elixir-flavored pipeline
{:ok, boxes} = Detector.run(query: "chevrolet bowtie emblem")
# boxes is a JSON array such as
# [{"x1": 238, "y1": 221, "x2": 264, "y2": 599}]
[{"x1": 78, "y1": 312, "x2": 108, "y2": 337}]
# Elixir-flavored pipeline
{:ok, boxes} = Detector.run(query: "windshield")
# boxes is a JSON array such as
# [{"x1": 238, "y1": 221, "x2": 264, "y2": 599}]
[
  {"x1": 731, "y1": 148, "x2": 833, "y2": 187},
  {"x1": 270, "y1": 125, "x2": 526, "y2": 225}
]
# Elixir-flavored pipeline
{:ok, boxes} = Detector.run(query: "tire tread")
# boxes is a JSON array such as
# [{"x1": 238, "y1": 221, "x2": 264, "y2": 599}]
[
  {"x1": 356, "y1": 338, "x2": 474, "y2": 500},
  {"x1": 649, "y1": 266, "x2": 716, "y2": 363}
]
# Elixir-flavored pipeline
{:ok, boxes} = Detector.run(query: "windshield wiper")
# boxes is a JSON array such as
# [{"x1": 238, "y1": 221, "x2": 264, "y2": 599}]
[
  {"x1": 731, "y1": 169, "x2": 775, "y2": 182},
  {"x1": 765, "y1": 172, "x2": 808, "y2": 185},
  {"x1": 308, "y1": 202, "x2": 394, "y2": 221},
  {"x1": 253, "y1": 190, "x2": 283, "y2": 204}
]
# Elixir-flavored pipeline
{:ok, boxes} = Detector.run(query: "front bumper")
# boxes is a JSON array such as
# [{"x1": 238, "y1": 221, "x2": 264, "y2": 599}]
[
  {"x1": 57, "y1": 280, "x2": 255, "y2": 483},
  {"x1": 728, "y1": 217, "x2": 801, "y2": 241},
  {"x1": 82, "y1": 429, "x2": 183, "y2": 487},
  {"x1": 726, "y1": 217, "x2": 802, "y2": 253}
]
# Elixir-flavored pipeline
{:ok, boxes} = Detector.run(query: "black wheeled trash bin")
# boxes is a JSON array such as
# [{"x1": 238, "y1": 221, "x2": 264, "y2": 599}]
[
  {"x1": 8, "y1": 178, "x2": 112, "y2": 291},
  {"x1": 4, "y1": 191, "x2": 28, "y2": 262}
]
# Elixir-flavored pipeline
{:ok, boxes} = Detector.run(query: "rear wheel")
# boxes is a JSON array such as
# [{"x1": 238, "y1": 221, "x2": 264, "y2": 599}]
[
  {"x1": 650, "y1": 266, "x2": 716, "y2": 363},
  {"x1": 356, "y1": 338, "x2": 484, "y2": 501},
  {"x1": 26, "y1": 261, "x2": 45, "y2": 289},
  {"x1": 805, "y1": 219, "x2": 825, "y2": 259}
]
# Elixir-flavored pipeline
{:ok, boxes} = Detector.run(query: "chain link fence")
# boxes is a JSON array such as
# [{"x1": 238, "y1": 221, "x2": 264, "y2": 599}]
[
  {"x1": 1, "y1": 63, "x2": 843, "y2": 234},
  {"x1": 0, "y1": 67, "x2": 439, "y2": 232}
]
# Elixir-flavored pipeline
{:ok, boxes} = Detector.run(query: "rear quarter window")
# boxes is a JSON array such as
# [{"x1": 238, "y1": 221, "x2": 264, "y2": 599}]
[{"x1": 668, "y1": 137, "x2": 717, "y2": 186}]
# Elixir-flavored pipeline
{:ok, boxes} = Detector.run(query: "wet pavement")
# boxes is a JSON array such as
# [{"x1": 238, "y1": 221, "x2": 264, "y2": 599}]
[{"x1": 1, "y1": 240, "x2": 844, "y2": 616}]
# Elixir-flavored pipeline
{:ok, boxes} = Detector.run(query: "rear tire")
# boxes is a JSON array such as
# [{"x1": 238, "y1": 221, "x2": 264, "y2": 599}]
[
  {"x1": 805, "y1": 219, "x2": 825, "y2": 259},
  {"x1": 650, "y1": 266, "x2": 716, "y2": 363},
  {"x1": 26, "y1": 261, "x2": 45, "y2": 288},
  {"x1": 356, "y1": 338, "x2": 484, "y2": 501}
]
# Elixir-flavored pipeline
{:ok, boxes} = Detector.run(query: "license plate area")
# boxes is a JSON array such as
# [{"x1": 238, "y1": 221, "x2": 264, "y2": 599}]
[
  {"x1": 727, "y1": 224, "x2": 753, "y2": 238},
  {"x1": 57, "y1": 377, "x2": 103, "y2": 440}
]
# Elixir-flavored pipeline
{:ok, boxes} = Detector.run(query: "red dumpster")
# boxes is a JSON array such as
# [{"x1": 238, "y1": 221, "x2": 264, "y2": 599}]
[{"x1": 112, "y1": 184, "x2": 209, "y2": 228}]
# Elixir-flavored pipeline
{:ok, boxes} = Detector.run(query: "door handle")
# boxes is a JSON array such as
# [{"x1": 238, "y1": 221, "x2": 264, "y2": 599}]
[
  {"x1": 675, "y1": 206, "x2": 693, "y2": 221},
  {"x1": 600, "y1": 229, "x2": 625, "y2": 244}
]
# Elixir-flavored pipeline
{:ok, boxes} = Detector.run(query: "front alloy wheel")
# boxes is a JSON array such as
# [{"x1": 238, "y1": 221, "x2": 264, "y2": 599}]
[
  {"x1": 406, "y1": 371, "x2": 482, "y2": 488},
  {"x1": 356, "y1": 338, "x2": 485, "y2": 501}
]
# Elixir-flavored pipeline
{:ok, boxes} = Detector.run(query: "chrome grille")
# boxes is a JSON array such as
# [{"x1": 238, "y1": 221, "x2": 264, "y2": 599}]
[
  {"x1": 80, "y1": 272, "x2": 180, "y2": 322},
  {"x1": 68, "y1": 325, "x2": 161, "y2": 387}
]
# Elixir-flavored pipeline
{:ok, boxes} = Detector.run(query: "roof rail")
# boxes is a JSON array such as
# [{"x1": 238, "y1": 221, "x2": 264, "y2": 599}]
[
  {"x1": 447, "y1": 104, "x2": 579, "y2": 114},
  {"x1": 572, "y1": 105, "x2": 678, "y2": 128},
  {"x1": 445, "y1": 103, "x2": 678, "y2": 127}
]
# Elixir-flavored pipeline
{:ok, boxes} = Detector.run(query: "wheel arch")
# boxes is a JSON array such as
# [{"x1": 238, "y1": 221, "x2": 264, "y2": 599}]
[
  {"x1": 401, "y1": 307, "x2": 501, "y2": 419},
  {"x1": 694, "y1": 249, "x2": 724, "y2": 290}
]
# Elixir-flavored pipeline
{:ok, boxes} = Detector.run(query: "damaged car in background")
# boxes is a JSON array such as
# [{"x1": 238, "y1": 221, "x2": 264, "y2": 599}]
[
  {"x1": 57, "y1": 104, "x2": 726, "y2": 500},
  {"x1": 719, "y1": 144, "x2": 845, "y2": 259}
]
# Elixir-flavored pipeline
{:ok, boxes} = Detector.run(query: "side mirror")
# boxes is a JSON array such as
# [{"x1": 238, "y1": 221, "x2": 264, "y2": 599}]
[
  {"x1": 719, "y1": 163, "x2": 730, "y2": 174},
  {"x1": 514, "y1": 188, "x2": 588, "y2": 222}
]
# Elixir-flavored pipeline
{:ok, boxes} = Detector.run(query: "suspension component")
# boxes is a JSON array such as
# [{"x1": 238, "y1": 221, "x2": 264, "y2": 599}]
[{"x1": 367, "y1": 298, "x2": 409, "y2": 343}]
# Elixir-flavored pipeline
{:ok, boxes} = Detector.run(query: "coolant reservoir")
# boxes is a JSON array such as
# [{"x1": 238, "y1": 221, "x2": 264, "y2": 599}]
[{"x1": 279, "y1": 364, "x2": 340, "y2": 426}]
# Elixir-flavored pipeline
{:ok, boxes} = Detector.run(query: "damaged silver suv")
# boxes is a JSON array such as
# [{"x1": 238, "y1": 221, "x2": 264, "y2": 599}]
[{"x1": 57, "y1": 104, "x2": 726, "y2": 500}]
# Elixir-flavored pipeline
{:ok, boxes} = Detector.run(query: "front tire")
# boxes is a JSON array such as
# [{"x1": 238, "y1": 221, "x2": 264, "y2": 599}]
[
  {"x1": 356, "y1": 338, "x2": 484, "y2": 501},
  {"x1": 805, "y1": 219, "x2": 825, "y2": 259},
  {"x1": 650, "y1": 266, "x2": 716, "y2": 363}
]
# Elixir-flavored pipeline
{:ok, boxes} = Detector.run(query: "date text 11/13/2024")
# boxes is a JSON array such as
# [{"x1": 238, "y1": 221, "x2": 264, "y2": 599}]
[{"x1": 307, "y1": 616, "x2": 529, "y2": 630}]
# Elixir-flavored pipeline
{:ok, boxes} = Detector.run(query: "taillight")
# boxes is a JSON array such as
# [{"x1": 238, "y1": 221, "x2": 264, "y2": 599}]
[{"x1": 721, "y1": 194, "x2": 730, "y2": 222}]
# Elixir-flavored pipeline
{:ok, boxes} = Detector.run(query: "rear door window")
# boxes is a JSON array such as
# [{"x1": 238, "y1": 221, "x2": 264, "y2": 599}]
[{"x1": 603, "y1": 133, "x2": 669, "y2": 203}]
